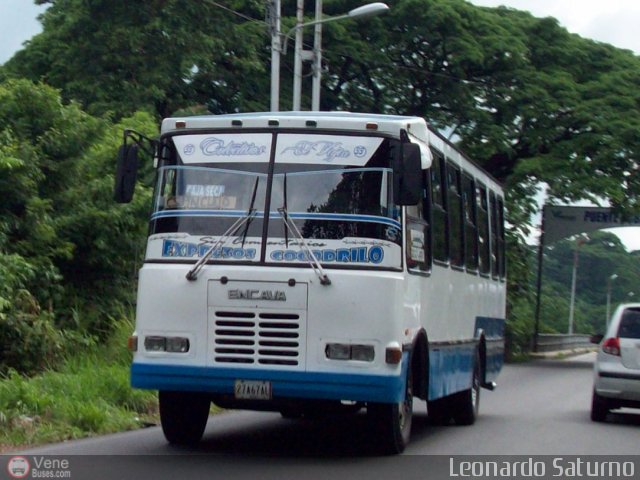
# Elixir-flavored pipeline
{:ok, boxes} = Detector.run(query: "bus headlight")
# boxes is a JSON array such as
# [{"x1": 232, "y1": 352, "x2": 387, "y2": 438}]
[
  {"x1": 144, "y1": 336, "x2": 166, "y2": 352},
  {"x1": 351, "y1": 344, "x2": 375, "y2": 362},
  {"x1": 166, "y1": 337, "x2": 190, "y2": 353},
  {"x1": 144, "y1": 336, "x2": 190, "y2": 353},
  {"x1": 325, "y1": 343, "x2": 374, "y2": 362},
  {"x1": 325, "y1": 343, "x2": 351, "y2": 360}
]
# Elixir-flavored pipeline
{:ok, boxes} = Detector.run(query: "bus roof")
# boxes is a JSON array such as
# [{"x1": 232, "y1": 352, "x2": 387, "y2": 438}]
[
  {"x1": 161, "y1": 111, "x2": 429, "y2": 142},
  {"x1": 160, "y1": 111, "x2": 503, "y2": 192}
]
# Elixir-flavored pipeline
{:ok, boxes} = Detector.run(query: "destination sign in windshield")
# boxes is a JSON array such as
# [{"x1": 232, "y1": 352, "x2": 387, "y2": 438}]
[{"x1": 172, "y1": 133, "x2": 384, "y2": 167}]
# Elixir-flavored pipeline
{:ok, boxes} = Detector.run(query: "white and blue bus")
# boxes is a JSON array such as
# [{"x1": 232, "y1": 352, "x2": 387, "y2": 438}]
[{"x1": 115, "y1": 112, "x2": 506, "y2": 454}]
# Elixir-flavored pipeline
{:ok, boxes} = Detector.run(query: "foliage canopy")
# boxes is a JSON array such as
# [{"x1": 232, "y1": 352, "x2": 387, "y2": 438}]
[{"x1": 0, "y1": 0, "x2": 638, "y2": 368}]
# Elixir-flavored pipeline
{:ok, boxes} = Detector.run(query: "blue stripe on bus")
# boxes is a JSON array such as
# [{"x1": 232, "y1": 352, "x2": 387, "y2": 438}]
[
  {"x1": 475, "y1": 316, "x2": 506, "y2": 383},
  {"x1": 426, "y1": 317, "x2": 505, "y2": 401},
  {"x1": 475, "y1": 316, "x2": 505, "y2": 339},
  {"x1": 131, "y1": 354, "x2": 409, "y2": 404},
  {"x1": 427, "y1": 343, "x2": 476, "y2": 400},
  {"x1": 149, "y1": 210, "x2": 401, "y2": 229},
  {"x1": 151, "y1": 209, "x2": 256, "y2": 220}
]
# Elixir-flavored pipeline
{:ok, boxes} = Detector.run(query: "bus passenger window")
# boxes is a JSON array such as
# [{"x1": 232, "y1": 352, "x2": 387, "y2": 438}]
[
  {"x1": 447, "y1": 163, "x2": 464, "y2": 268},
  {"x1": 489, "y1": 192, "x2": 499, "y2": 279},
  {"x1": 430, "y1": 150, "x2": 448, "y2": 263},
  {"x1": 497, "y1": 197, "x2": 506, "y2": 279},
  {"x1": 406, "y1": 171, "x2": 430, "y2": 273},
  {"x1": 477, "y1": 184, "x2": 490, "y2": 275},
  {"x1": 462, "y1": 173, "x2": 478, "y2": 272},
  {"x1": 422, "y1": 170, "x2": 432, "y2": 270}
]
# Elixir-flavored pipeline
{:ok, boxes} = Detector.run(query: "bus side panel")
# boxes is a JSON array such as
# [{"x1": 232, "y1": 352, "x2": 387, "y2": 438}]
[
  {"x1": 427, "y1": 343, "x2": 476, "y2": 400},
  {"x1": 475, "y1": 316, "x2": 505, "y2": 383},
  {"x1": 415, "y1": 266, "x2": 505, "y2": 401}
]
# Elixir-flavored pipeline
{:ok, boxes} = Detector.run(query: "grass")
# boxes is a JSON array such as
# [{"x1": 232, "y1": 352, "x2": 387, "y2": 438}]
[
  {"x1": 506, "y1": 351, "x2": 531, "y2": 363},
  {"x1": 0, "y1": 320, "x2": 158, "y2": 452}
]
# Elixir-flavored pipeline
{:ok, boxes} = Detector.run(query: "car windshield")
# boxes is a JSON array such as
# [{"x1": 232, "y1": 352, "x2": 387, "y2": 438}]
[{"x1": 618, "y1": 308, "x2": 640, "y2": 339}]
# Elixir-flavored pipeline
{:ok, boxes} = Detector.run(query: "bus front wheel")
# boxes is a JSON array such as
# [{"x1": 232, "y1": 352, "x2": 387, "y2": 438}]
[
  {"x1": 368, "y1": 364, "x2": 413, "y2": 454},
  {"x1": 159, "y1": 391, "x2": 210, "y2": 445}
]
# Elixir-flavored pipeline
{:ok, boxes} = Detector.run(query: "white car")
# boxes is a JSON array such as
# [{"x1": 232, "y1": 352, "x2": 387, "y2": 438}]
[{"x1": 591, "y1": 303, "x2": 640, "y2": 422}]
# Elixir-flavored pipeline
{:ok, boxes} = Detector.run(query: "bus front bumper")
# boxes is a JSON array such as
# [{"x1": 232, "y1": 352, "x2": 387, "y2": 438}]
[{"x1": 131, "y1": 361, "x2": 407, "y2": 404}]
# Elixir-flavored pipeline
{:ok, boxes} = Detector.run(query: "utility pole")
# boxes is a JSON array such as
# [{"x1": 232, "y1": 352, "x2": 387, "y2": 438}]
[
  {"x1": 568, "y1": 236, "x2": 587, "y2": 334},
  {"x1": 292, "y1": 0, "x2": 304, "y2": 111},
  {"x1": 605, "y1": 273, "x2": 618, "y2": 330},
  {"x1": 311, "y1": 0, "x2": 323, "y2": 111},
  {"x1": 268, "y1": 0, "x2": 281, "y2": 112},
  {"x1": 533, "y1": 207, "x2": 546, "y2": 352},
  {"x1": 279, "y1": 2, "x2": 389, "y2": 111}
]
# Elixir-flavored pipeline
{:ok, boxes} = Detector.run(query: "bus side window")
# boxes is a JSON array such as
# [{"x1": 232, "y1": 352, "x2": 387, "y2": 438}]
[
  {"x1": 462, "y1": 173, "x2": 478, "y2": 272},
  {"x1": 405, "y1": 171, "x2": 430, "y2": 273},
  {"x1": 477, "y1": 184, "x2": 490, "y2": 275},
  {"x1": 430, "y1": 150, "x2": 448, "y2": 263},
  {"x1": 489, "y1": 192, "x2": 499, "y2": 279},
  {"x1": 447, "y1": 162, "x2": 464, "y2": 268},
  {"x1": 497, "y1": 197, "x2": 506, "y2": 279},
  {"x1": 422, "y1": 169, "x2": 432, "y2": 270}
]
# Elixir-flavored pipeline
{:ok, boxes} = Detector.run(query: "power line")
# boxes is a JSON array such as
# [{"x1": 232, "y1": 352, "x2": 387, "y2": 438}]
[
  {"x1": 196, "y1": 2, "x2": 482, "y2": 88},
  {"x1": 202, "y1": 0, "x2": 267, "y2": 26}
]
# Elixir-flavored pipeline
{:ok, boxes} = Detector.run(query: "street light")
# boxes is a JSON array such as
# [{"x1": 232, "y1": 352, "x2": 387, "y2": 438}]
[
  {"x1": 605, "y1": 273, "x2": 618, "y2": 329},
  {"x1": 282, "y1": 2, "x2": 389, "y2": 52},
  {"x1": 277, "y1": 2, "x2": 389, "y2": 111}
]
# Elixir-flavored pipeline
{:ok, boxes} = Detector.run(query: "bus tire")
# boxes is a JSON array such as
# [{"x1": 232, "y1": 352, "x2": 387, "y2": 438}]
[
  {"x1": 159, "y1": 391, "x2": 210, "y2": 445},
  {"x1": 368, "y1": 363, "x2": 413, "y2": 454},
  {"x1": 427, "y1": 397, "x2": 452, "y2": 425},
  {"x1": 280, "y1": 408, "x2": 305, "y2": 420},
  {"x1": 452, "y1": 351, "x2": 481, "y2": 426}
]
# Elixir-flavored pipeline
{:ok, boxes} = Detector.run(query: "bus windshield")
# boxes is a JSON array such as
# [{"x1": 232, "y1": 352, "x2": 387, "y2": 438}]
[{"x1": 146, "y1": 132, "x2": 402, "y2": 269}]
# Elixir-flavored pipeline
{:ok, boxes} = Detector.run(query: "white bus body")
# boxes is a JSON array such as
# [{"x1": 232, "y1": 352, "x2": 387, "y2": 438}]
[{"x1": 119, "y1": 112, "x2": 506, "y2": 454}]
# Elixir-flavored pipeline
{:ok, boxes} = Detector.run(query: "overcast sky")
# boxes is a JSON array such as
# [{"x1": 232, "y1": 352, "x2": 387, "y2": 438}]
[
  {"x1": 2, "y1": 0, "x2": 639, "y2": 63},
  {"x1": 469, "y1": 0, "x2": 640, "y2": 54},
  {"x1": 1, "y1": 0, "x2": 638, "y2": 249}
]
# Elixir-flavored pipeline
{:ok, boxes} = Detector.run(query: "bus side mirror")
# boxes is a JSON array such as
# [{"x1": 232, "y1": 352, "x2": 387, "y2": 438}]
[
  {"x1": 114, "y1": 144, "x2": 139, "y2": 203},
  {"x1": 394, "y1": 143, "x2": 422, "y2": 206}
]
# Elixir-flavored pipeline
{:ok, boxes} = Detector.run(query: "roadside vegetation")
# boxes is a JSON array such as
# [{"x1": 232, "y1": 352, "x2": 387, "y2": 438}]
[{"x1": 0, "y1": 320, "x2": 157, "y2": 452}]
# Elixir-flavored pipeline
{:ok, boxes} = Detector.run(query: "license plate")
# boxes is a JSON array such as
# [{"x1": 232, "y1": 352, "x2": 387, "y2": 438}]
[{"x1": 234, "y1": 380, "x2": 272, "y2": 400}]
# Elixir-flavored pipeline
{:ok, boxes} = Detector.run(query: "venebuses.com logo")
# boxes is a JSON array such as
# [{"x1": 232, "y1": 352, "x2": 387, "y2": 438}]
[
  {"x1": 7, "y1": 456, "x2": 30, "y2": 479},
  {"x1": 6, "y1": 456, "x2": 72, "y2": 479}
]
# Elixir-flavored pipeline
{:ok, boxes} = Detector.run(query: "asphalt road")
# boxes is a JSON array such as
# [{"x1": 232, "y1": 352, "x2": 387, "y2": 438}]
[{"x1": 7, "y1": 353, "x2": 639, "y2": 479}]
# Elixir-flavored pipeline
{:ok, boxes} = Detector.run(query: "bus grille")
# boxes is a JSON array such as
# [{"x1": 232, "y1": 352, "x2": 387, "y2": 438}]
[{"x1": 212, "y1": 310, "x2": 302, "y2": 366}]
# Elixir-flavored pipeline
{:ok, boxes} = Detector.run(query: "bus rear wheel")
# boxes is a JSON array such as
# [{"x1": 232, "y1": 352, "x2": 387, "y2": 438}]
[
  {"x1": 368, "y1": 364, "x2": 413, "y2": 454},
  {"x1": 427, "y1": 397, "x2": 452, "y2": 425},
  {"x1": 451, "y1": 351, "x2": 481, "y2": 426},
  {"x1": 159, "y1": 391, "x2": 210, "y2": 445}
]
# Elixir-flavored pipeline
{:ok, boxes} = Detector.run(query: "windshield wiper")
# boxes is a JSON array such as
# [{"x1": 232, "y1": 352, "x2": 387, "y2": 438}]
[
  {"x1": 186, "y1": 178, "x2": 259, "y2": 281},
  {"x1": 282, "y1": 173, "x2": 289, "y2": 247},
  {"x1": 239, "y1": 177, "x2": 260, "y2": 248},
  {"x1": 277, "y1": 206, "x2": 331, "y2": 286}
]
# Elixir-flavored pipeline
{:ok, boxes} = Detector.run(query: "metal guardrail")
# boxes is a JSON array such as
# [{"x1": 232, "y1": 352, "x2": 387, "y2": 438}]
[{"x1": 535, "y1": 334, "x2": 594, "y2": 353}]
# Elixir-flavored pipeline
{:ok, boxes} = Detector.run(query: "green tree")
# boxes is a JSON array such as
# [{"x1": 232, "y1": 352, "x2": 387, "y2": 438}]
[
  {"x1": 4, "y1": 0, "x2": 268, "y2": 118},
  {"x1": 540, "y1": 231, "x2": 640, "y2": 335},
  {"x1": 3, "y1": 0, "x2": 640, "y2": 357},
  {"x1": 0, "y1": 79, "x2": 157, "y2": 373}
]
